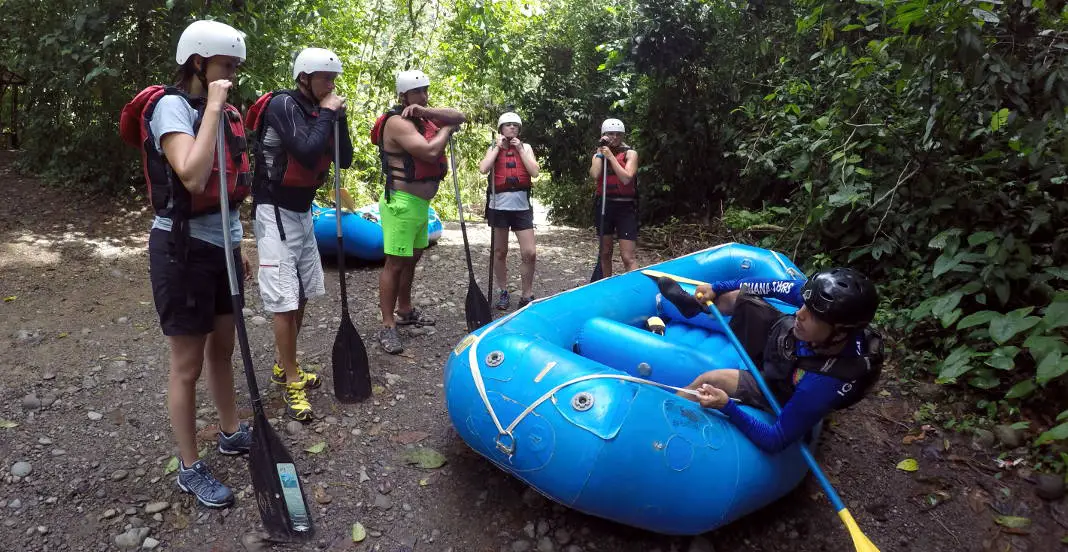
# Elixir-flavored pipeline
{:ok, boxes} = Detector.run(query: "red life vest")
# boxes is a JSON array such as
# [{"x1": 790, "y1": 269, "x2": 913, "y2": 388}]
[
  {"x1": 594, "y1": 147, "x2": 636, "y2": 198},
  {"x1": 370, "y1": 106, "x2": 447, "y2": 201},
  {"x1": 119, "y1": 85, "x2": 251, "y2": 219},
  {"x1": 491, "y1": 145, "x2": 532, "y2": 193},
  {"x1": 245, "y1": 90, "x2": 333, "y2": 212}
]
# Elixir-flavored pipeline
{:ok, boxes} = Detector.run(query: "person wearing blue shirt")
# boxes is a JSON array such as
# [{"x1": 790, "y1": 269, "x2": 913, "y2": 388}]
[{"x1": 679, "y1": 268, "x2": 883, "y2": 453}]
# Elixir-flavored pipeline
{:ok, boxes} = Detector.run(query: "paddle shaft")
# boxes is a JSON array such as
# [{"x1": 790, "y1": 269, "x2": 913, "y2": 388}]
[
  {"x1": 332, "y1": 119, "x2": 351, "y2": 314},
  {"x1": 705, "y1": 303, "x2": 847, "y2": 512},
  {"x1": 487, "y1": 131, "x2": 496, "y2": 296},
  {"x1": 449, "y1": 137, "x2": 478, "y2": 279},
  {"x1": 591, "y1": 156, "x2": 608, "y2": 281},
  {"x1": 216, "y1": 121, "x2": 265, "y2": 417}
]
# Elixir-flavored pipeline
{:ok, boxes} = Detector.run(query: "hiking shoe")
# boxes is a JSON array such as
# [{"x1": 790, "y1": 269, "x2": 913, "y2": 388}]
[
  {"x1": 217, "y1": 422, "x2": 252, "y2": 456},
  {"x1": 517, "y1": 295, "x2": 534, "y2": 309},
  {"x1": 378, "y1": 327, "x2": 404, "y2": 355},
  {"x1": 177, "y1": 460, "x2": 234, "y2": 508},
  {"x1": 494, "y1": 289, "x2": 510, "y2": 311},
  {"x1": 283, "y1": 382, "x2": 314, "y2": 422},
  {"x1": 395, "y1": 307, "x2": 436, "y2": 326},
  {"x1": 270, "y1": 363, "x2": 322, "y2": 389}
]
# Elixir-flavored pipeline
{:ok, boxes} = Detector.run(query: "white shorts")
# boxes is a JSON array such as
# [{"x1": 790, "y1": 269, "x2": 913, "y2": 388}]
[{"x1": 254, "y1": 204, "x2": 326, "y2": 313}]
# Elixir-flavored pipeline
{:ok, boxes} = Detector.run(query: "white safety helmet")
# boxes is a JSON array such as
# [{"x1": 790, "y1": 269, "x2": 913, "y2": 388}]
[
  {"x1": 396, "y1": 70, "x2": 430, "y2": 94},
  {"x1": 497, "y1": 112, "x2": 523, "y2": 130},
  {"x1": 292, "y1": 48, "x2": 343, "y2": 80},
  {"x1": 175, "y1": 20, "x2": 246, "y2": 66},
  {"x1": 601, "y1": 118, "x2": 625, "y2": 134}
]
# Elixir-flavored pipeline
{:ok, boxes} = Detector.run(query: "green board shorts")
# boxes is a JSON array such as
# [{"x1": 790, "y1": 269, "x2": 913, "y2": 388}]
[{"x1": 380, "y1": 190, "x2": 430, "y2": 257}]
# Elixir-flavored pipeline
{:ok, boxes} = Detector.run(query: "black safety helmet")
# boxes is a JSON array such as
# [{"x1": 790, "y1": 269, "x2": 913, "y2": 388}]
[{"x1": 800, "y1": 268, "x2": 878, "y2": 328}]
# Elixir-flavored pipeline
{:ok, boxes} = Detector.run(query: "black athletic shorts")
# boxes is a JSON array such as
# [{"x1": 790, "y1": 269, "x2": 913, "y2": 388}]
[
  {"x1": 592, "y1": 198, "x2": 639, "y2": 241},
  {"x1": 148, "y1": 228, "x2": 244, "y2": 336},
  {"x1": 487, "y1": 208, "x2": 534, "y2": 231}
]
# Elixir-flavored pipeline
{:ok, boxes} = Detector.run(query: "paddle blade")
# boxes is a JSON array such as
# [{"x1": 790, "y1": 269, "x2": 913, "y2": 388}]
[
  {"x1": 339, "y1": 188, "x2": 356, "y2": 212},
  {"x1": 590, "y1": 260, "x2": 604, "y2": 283},
  {"x1": 838, "y1": 509, "x2": 881, "y2": 552},
  {"x1": 332, "y1": 312, "x2": 372, "y2": 403},
  {"x1": 465, "y1": 277, "x2": 492, "y2": 332},
  {"x1": 249, "y1": 412, "x2": 314, "y2": 541}
]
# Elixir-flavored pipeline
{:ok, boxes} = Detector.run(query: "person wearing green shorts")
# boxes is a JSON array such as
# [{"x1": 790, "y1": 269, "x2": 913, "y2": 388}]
[
  {"x1": 370, "y1": 69, "x2": 466, "y2": 353},
  {"x1": 380, "y1": 189, "x2": 430, "y2": 257}
]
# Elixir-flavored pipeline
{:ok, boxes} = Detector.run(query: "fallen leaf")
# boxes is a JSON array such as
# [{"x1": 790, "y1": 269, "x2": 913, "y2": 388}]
[
  {"x1": 902, "y1": 431, "x2": 927, "y2": 445},
  {"x1": 372, "y1": 385, "x2": 386, "y2": 395},
  {"x1": 402, "y1": 446, "x2": 447, "y2": 469},
  {"x1": 419, "y1": 477, "x2": 430, "y2": 487},
  {"x1": 0, "y1": 419, "x2": 18, "y2": 429},
  {"x1": 3, "y1": 296, "x2": 16, "y2": 302},
  {"x1": 351, "y1": 522, "x2": 366, "y2": 542},
  {"x1": 58, "y1": 332, "x2": 68, "y2": 338},
  {"x1": 313, "y1": 487, "x2": 332, "y2": 504},
  {"x1": 163, "y1": 456, "x2": 179, "y2": 475},
  {"x1": 1061, "y1": 534, "x2": 1068, "y2": 544},
  {"x1": 896, "y1": 458, "x2": 919, "y2": 472},
  {"x1": 994, "y1": 515, "x2": 1031, "y2": 530},
  {"x1": 305, "y1": 441, "x2": 327, "y2": 454},
  {"x1": 391, "y1": 431, "x2": 430, "y2": 445}
]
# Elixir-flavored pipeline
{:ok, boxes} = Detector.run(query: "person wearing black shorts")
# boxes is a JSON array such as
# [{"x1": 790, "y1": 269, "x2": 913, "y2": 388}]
[
  {"x1": 589, "y1": 117, "x2": 640, "y2": 277},
  {"x1": 478, "y1": 111, "x2": 540, "y2": 310}
]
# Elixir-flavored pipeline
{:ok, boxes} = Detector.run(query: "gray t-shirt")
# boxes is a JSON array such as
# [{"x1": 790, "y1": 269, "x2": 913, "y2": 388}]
[{"x1": 148, "y1": 94, "x2": 242, "y2": 248}]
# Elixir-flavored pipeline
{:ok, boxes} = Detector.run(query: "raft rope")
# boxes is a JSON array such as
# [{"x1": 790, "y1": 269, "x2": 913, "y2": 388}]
[
  {"x1": 464, "y1": 300, "x2": 703, "y2": 458},
  {"x1": 464, "y1": 244, "x2": 744, "y2": 457}
]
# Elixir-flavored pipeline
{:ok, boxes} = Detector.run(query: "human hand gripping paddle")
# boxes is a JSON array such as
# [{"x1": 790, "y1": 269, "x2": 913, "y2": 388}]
[
  {"x1": 331, "y1": 118, "x2": 371, "y2": 403},
  {"x1": 216, "y1": 120, "x2": 314, "y2": 541},
  {"x1": 641, "y1": 269, "x2": 881, "y2": 552},
  {"x1": 448, "y1": 135, "x2": 492, "y2": 332},
  {"x1": 590, "y1": 152, "x2": 608, "y2": 282}
]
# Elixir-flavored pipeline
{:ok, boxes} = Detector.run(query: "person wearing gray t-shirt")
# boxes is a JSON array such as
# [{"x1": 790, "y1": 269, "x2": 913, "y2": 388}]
[{"x1": 478, "y1": 111, "x2": 540, "y2": 310}]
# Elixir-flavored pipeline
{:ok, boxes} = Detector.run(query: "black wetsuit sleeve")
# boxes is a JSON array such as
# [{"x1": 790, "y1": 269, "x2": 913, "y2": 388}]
[{"x1": 265, "y1": 94, "x2": 337, "y2": 169}]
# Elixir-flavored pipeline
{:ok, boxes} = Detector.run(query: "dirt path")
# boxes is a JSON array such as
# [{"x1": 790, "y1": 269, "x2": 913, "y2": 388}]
[{"x1": 1, "y1": 152, "x2": 1064, "y2": 551}]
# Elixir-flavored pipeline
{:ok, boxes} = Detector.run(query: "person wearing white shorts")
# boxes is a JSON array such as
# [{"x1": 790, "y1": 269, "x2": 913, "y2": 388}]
[{"x1": 248, "y1": 48, "x2": 353, "y2": 421}]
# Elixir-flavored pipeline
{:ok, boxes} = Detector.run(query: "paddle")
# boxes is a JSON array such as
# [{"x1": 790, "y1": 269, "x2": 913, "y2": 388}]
[
  {"x1": 487, "y1": 131, "x2": 497, "y2": 306},
  {"x1": 216, "y1": 121, "x2": 314, "y2": 541},
  {"x1": 590, "y1": 155, "x2": 608, "y2": 282},
  {"x1": 330, "y1": 119, "x2": 372, "y2": 403},
  {"x1": 448, "y1": 136, "x2": 492, "y2": 332},
  {"x1": 641, "y1": 269, "x2": 881, "y2": 552}
]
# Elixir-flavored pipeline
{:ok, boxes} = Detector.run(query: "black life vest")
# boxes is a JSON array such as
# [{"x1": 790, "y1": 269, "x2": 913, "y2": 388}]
[
  {"x1": 491, "y1": 145, "x2": 532, "y2": 193},
  {"x1": 245, "y1": 90, "x2": 333, "y2": 213},
  {"x1": 370, "y1": 106, "x2": 448, "y2": 202},
  {"x1": 119, "y1": 85, "x2": 251, "y2": 220},
  {"x1": 729, "y1": 294, "x2": 883, "y2": 410}
]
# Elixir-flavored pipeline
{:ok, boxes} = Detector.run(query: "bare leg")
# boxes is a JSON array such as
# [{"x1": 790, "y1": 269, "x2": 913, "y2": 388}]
[
  {"x1": 167, "y1": 334, "x2": 208, "y2": 466},
  {"x1": 379, "y1": 255, "x2": 407, "y2": 327},
  {"x1": 599, "y1": 235, "x2": 615, "y2": 278},
  {"x1": 492, "y1": 227, "x2": 510, "y2": 287},
  {"x1": 619, "y1": 239, "x2": 638, "y2": 273},
  {"x1": 203, "y1": 315, "x2": 239, "y2": 434},
  {"x1": 397, "y1": 248, "x2": 423, "y2": 315},
  {"x1": 515, "y1": 228, "x2": 536, "y2": 297}
]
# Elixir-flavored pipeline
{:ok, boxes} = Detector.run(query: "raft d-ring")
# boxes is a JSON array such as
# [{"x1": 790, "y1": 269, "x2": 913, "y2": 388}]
[
  {"x1": 741, "y1": 258, "x2": 752, "y2": 269},
  {"x1": 485, "y1": 350, "x2": 505, "y2": 367},
  {"x1": 571, "y1": 392, "x2": 595, "y2": 411},
  {"x1": 495, "y1": 432, "x2": 516, "y2": 455}
]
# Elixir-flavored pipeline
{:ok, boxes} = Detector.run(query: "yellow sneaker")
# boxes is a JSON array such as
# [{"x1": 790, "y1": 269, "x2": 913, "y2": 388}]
[
  {"x1": 271, "y1": 363, "x2": 322, "y2": 389},
  {"x1": 283, "y1": 381, "x2": 314, "y2": 422}
]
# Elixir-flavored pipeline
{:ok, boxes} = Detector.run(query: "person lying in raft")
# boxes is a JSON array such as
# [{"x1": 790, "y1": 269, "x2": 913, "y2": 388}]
[{"x1": 677, "y1": 268, "x2": 884, "y2": 453}]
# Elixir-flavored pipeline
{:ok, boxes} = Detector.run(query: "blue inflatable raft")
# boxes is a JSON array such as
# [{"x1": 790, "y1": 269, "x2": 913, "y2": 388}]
[
  {"x1": 311, "y1": 202, "x2": 443, "y2": 261},
  {"x1": 443, "y1": 243, "x2": 815, "y2": 535}
]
